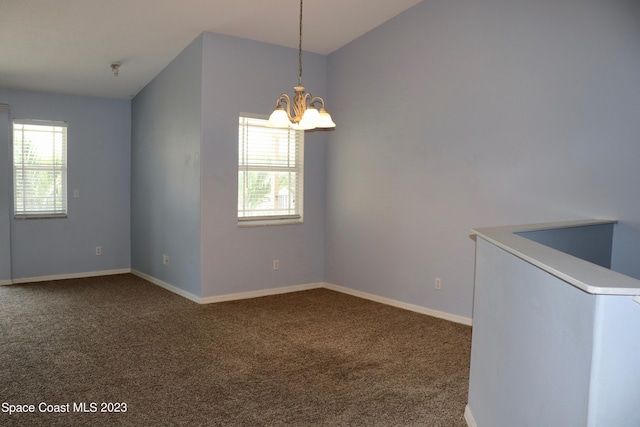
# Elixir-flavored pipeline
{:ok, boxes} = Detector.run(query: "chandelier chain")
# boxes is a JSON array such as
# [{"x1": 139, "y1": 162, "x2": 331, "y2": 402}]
[
  {"x1": 266, "y1": 0, "x2": 335, "y2": 129},
  {"x1": 298, "y1": 0, "x2": 303, "y2": 86}
]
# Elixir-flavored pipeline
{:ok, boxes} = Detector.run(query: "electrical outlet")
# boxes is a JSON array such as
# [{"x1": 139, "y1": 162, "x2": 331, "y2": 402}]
[
  {"x1": 163, "y1": 255, "x2": 170, "y2": 266},
  {"x1": 435, "y1": 277, "x2": 442, "y2": 290},
  {"x1": 95, "y1": 246, "x2": 101, "y2": 256},
  {"x1": 273, "y1": 259, "x2": 279, "y2": 270}
]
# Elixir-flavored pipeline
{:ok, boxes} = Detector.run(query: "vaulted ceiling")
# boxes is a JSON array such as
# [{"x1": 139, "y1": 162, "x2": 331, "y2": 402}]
[{"x1": 1, "y1": 0, "x2": 423, "y2": 99}]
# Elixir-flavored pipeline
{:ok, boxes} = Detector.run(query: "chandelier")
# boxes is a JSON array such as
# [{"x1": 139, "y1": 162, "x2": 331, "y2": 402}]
[{"x1": 267, "y1": 0, "x2": 336, "y2": 130}]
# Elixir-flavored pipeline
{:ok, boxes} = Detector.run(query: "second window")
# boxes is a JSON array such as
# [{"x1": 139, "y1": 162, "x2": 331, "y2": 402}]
[{"x1": 238, "y1": 115, "x2": 304, "y2": 225}]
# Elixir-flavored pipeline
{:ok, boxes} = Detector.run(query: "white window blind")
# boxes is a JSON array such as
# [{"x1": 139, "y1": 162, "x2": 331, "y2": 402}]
[
  {"x1": 13, "y1": 119, "x2": 68, "y2": 218},
  {"x1": 238, "y1": 116, "x2": 303, "y2": 224}
]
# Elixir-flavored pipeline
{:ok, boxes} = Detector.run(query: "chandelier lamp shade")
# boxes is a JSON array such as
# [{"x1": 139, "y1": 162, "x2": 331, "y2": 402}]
[{"x1": 267, "y1": 0, "x2": 336, "y2": 130}]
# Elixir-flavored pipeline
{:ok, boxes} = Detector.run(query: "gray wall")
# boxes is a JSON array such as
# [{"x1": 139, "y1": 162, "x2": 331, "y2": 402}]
[
  {"x1": 4, "y1": 0, "x2": 639, "y2": 321},
  {"x1": 469, "y1": 236, "x2": 640, "y2": 426},
  {"x1": 589, "y1": 295, "x2": 640, "y2": 426},
  {"x1": 0, "y1": 105, "x2": 10, "y2": 282},
  {"x1": 200, "y1": 33, "x2": 327, "y2": 298},
  {"x1": 130, "y1": 31, "x2": 328, "y2": 299},
  {"x1": 325, "y1": 0, "x2": 640, "y2": 318},
  {"x1": 0, "y1": 89, "x2": 131, "y2": 280},
  {"x1": 131, "y1": 35, "x2": 203, "y2": 296},
  {"x1": 611, "y1": 222, "x2": 640, "y2": 280},
  {"x1": 516, "y1": 222, "x2": 640, "y2": 279},
  {"x1": 468, "y1": 237, "x2": 595, "y2": 426},
  {"x1": 517, "y1": 223, "x2": 614, "y2": 269}
]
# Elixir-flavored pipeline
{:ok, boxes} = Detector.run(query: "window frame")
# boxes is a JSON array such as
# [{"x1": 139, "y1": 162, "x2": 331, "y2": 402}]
[
  {"x1": 237, "y1": 113, "x2": 304, "y2": 227},
  {"x1": 12, "y1": 119, "x2": 68, "y2": 219}
]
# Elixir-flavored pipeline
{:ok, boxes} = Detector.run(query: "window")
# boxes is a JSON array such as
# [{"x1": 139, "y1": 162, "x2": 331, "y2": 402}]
[
  {"x1": 13, "y1": 119, "x2": 68, "y2": 218},
  {"x1": 238, "y1": 115, "x2": 303, "y2": 226}
]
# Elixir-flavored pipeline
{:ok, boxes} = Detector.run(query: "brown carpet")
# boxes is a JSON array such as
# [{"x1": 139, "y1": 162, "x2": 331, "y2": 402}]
[{"x1": 0, "y1": 274, "x2": 471, "y2": 426}]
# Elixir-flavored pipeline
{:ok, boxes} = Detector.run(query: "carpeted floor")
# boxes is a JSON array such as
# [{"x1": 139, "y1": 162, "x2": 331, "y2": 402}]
[{"x1": 0, "y1": 274, "x2": 471, "y2": 426}]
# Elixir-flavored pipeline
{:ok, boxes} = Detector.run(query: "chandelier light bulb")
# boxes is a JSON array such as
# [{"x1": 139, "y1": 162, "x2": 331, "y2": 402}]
[
  {"x1": 267, "y1": 107, "x2": 291, "y2": 128},
  {"x1": 317, "y1": 107, "x2": 336, "y2": 128},
  {"x1": 298, "y1": 106, "x2": 320, "y2": 130}
]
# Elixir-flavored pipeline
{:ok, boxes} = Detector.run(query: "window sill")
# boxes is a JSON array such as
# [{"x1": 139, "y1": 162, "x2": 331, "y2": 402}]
[
  {"x1": 14, "y1": 214, "x2": 68, "y2": 220},
  {"x1": 238, "y1": 219, "x2": 303, "y2": 228}
]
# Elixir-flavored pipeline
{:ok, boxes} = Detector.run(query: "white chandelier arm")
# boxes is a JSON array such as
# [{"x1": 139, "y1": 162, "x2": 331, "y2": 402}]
[
  {"x1": 308, "y1": 96, "x2": 326, "y2": 109},
  {"x1": 275, "y1": 93, "x2": 294, "y2": 121}
]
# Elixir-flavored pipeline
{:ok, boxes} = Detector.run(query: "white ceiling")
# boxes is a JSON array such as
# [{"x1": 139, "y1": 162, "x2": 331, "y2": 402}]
[{"x1": 0, "y1": 0, "x2": 423, "y2": 100}]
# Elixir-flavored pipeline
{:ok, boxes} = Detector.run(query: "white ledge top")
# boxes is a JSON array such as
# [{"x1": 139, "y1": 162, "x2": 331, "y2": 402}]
[{"x1": 472, "y1": 219, "x2": 640, "y2": 296}]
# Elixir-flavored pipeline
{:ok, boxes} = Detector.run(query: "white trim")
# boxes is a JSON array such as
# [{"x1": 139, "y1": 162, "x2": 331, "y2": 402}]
[
  {"x1": 472, "y1": 219, "x2": 640, "y2": 295},
  {"x1": 3, "y1": 270, "x2": 472, "y2": 325},
  {"x1": 13, "y1": 118, "x2": 68, "y2": 127},
  {"x1": 130, "y1": 269, "x2": 200, "y2": 303},
  {"x1": 200, "y1": 282, "x2": 324, "y2": 304},
  {"x1": 9, "y1": 269, "x2": 131, "y2": 285},
  {"x1": 323, "y1": 282, "x2": 473, "y2": 326},
  {"x1": 137, "y1": 275, "x2": 471, "y2": 324},
  {"x1": 464, "y1": 405, "x2": 478, "y2": 427},
  {"x1": 130, "y1": 271, "x2": 323, "y2": 304}
]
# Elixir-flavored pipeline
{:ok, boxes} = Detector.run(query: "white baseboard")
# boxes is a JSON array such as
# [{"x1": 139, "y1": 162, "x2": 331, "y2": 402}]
[
  {"x1": 9, "y1": 269, "x2": 131, "y2": 285},
  {"x1": 3, "y1": 271, "x2": 472, "y2": 326},
  {"x1": 130, "y1": 269, "x2": 200, "y2": 303},
  {"x1": 465, "y1": 405, "x2": 478, "y2": 427},
  {"x1": 200, "y1": 282, "x2": 472, "y2": 327},
  {"x1": 133, "y1": 274, "x2": 471, "y2": 325},
  {"x1": 130, "y1": 271, "x2": 323, "y2": 305},
  {"x1": 200, "y1": 282, "x2": 324, "y2": 304},
  {"x1": 323, "y1": 282, "x2": 473, "y2": 326}
]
